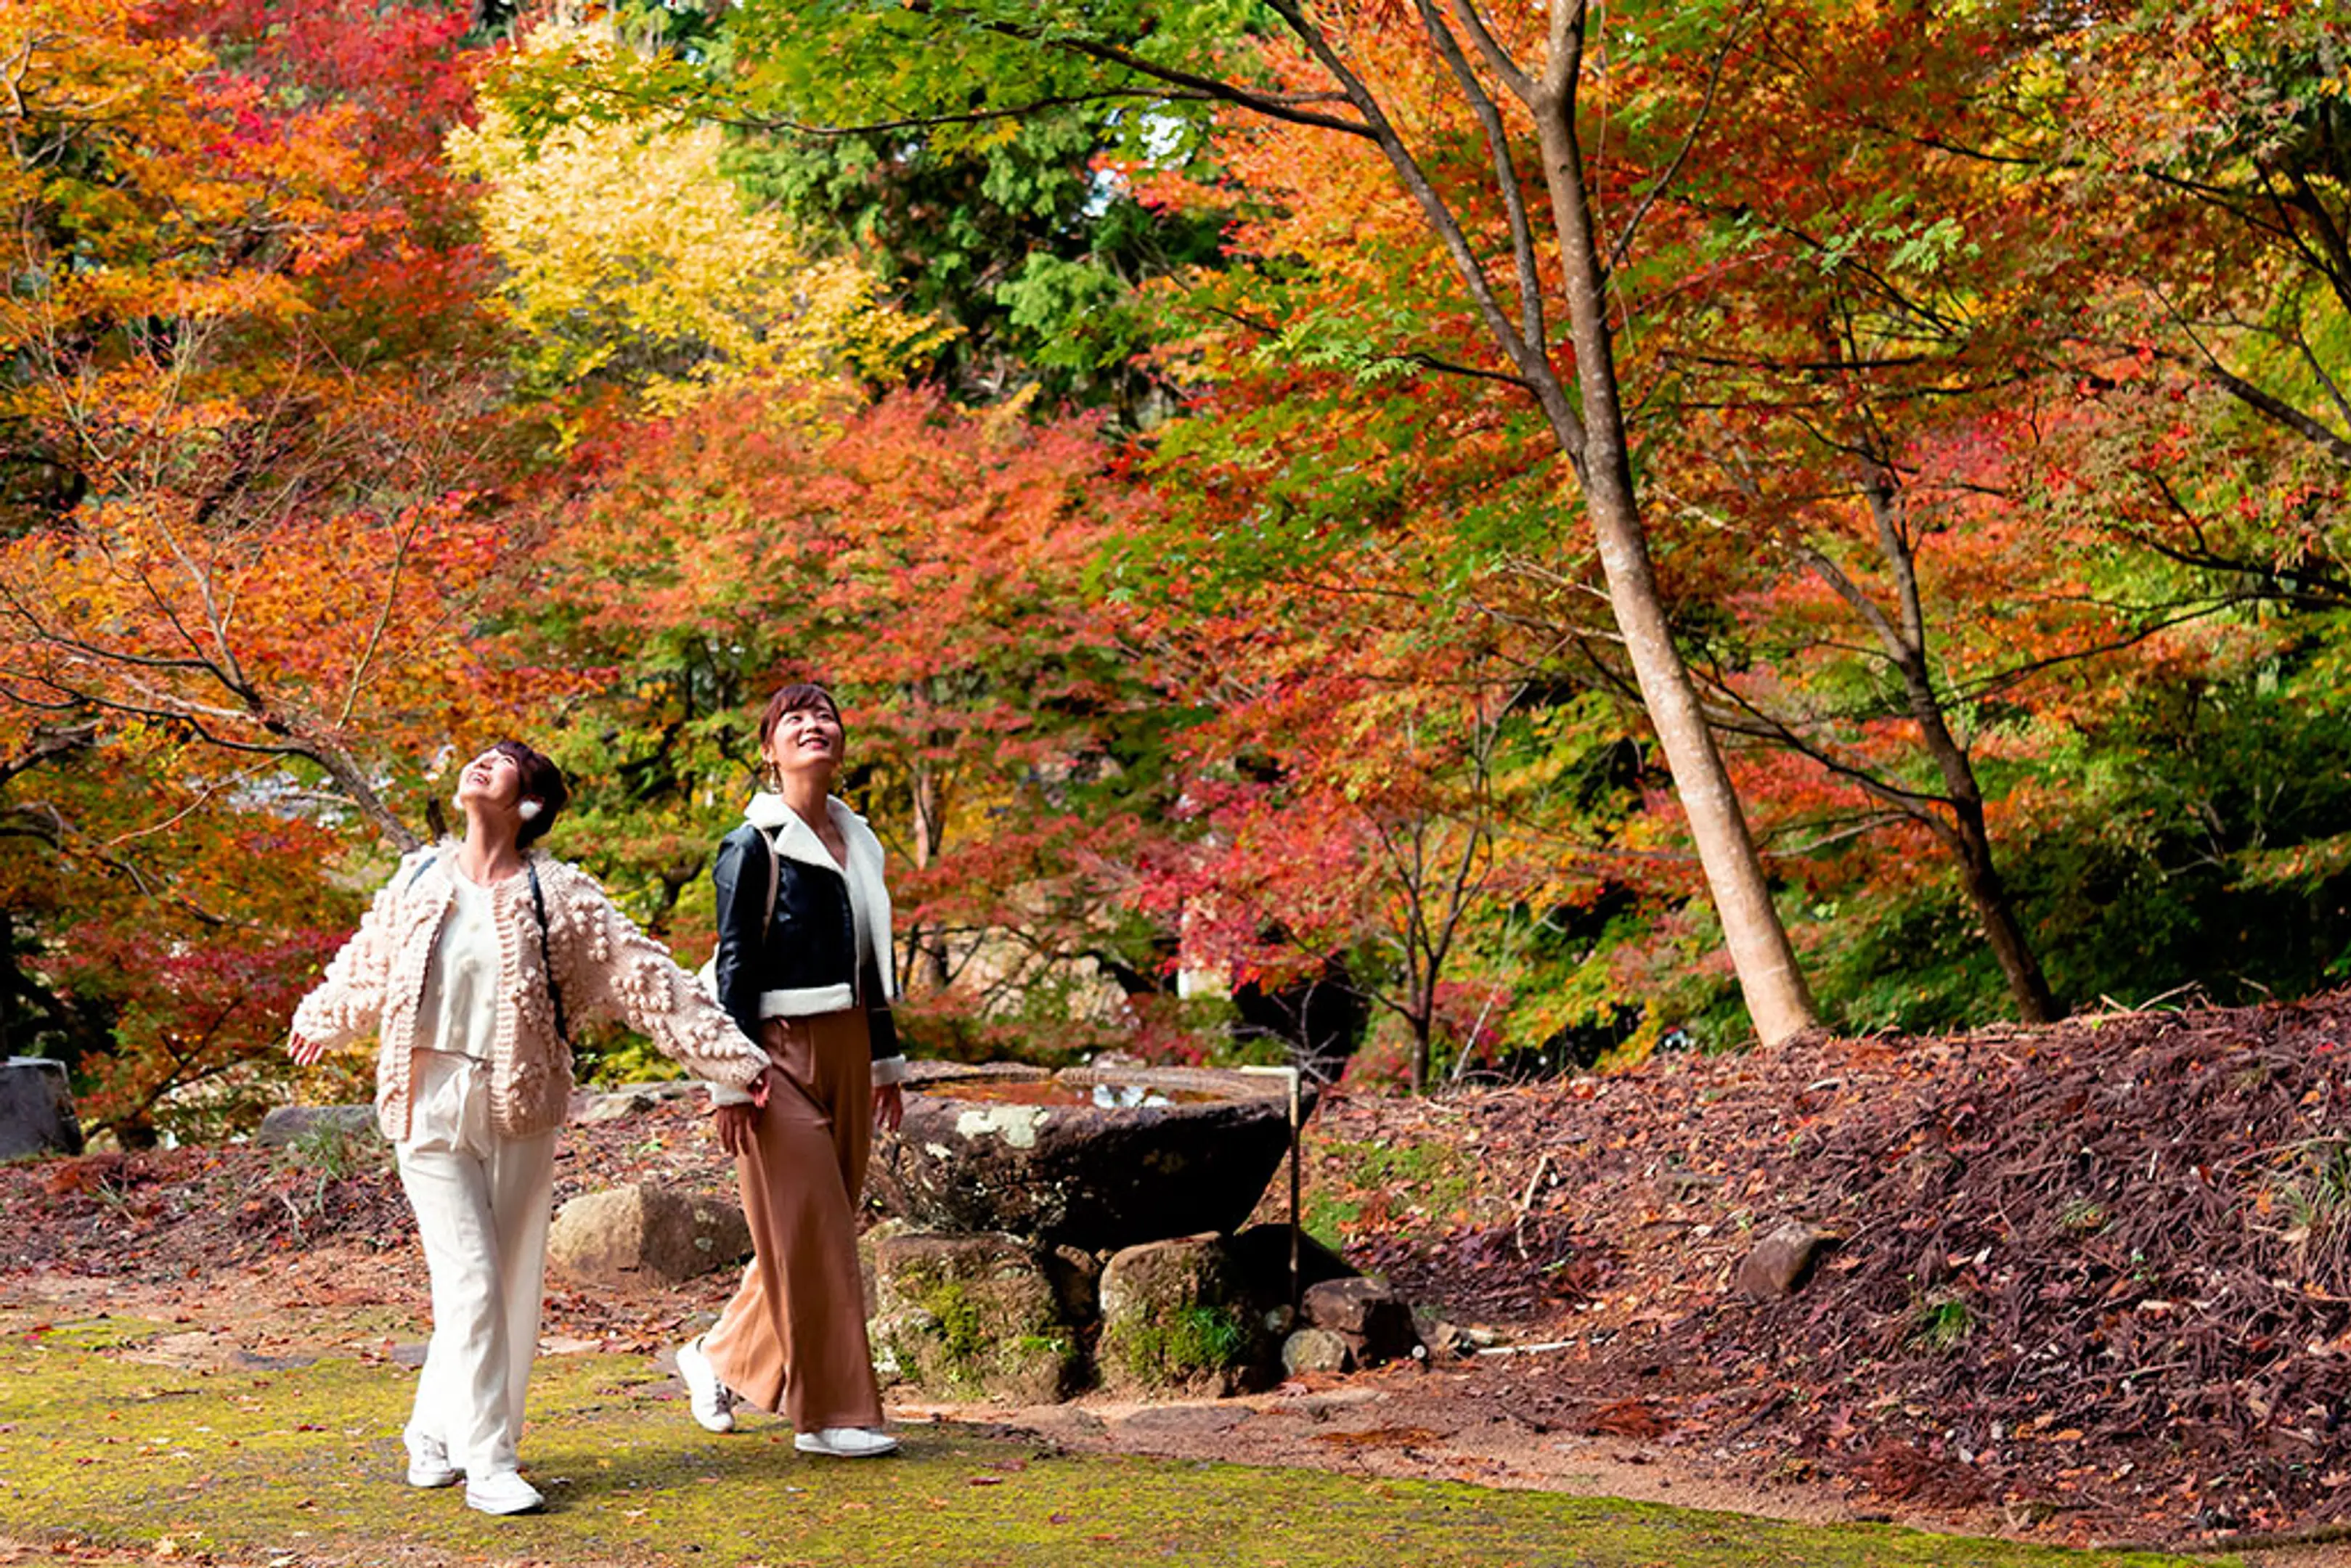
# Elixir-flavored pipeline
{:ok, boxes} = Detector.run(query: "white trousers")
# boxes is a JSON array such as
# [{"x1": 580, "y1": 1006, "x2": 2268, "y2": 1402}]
[{"x1": 394, "y1": 1050, "x2": 557, "y2": 1477}]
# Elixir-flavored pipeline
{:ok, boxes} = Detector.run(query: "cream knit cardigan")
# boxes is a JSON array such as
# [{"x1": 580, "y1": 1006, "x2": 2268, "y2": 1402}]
[{"x1": 292, "y1": 845, "x2": 767, "y2": 1143}]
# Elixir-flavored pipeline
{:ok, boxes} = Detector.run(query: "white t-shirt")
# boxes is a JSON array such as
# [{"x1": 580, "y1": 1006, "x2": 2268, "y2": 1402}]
[{"x1": 415, "y1": 873, "x2": 505, "y2": 1062}]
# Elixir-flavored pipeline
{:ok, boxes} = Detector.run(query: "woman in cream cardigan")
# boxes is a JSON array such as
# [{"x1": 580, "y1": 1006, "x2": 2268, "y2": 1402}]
[
  {"x1": 676, "y1": 683, "x2": 905, "y2": 1458},
  {"x1": 290, "y1": 740, "x2": 769, "y2": 1516}
]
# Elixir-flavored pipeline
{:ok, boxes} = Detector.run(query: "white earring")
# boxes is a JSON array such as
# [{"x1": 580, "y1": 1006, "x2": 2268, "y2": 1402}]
[{"x1": 518, "y1": 799, "x2": 542, "y2": 822}]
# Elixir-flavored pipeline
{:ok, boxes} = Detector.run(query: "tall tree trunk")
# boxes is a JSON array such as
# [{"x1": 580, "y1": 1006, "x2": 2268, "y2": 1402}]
[{"x1": 1528, "y1": 103, "x2": 1817, "y2": 1045}]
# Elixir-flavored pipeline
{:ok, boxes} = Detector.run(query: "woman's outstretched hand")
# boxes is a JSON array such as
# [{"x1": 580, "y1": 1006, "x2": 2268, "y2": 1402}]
[
  {"x1": 873, "y1": 1082, "x2": 903, "y2": 1135},
  {"x1": 288, "y1": 1033, "x2": 328, "y2": 1066}
]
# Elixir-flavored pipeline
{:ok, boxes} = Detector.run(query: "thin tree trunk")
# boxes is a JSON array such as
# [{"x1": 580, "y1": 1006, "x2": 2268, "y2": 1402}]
[
  {"x1": 907, "y1": 751, "x2": 951, "y2": 992},
  {"x1": 1877, "y1": 635, "x2": 2057, "y2": 1021},
  {"x1": 1886, "y1": 656, "x2": 2060, "y2": 1021},
  {"x1": 1851, "y1": 467, "x2": 2061, "y2": 1022},
  {"x1": 1528, "y1": 100, "x2": 1817, "y2": 1045},
  {"x1": 1949, "y1": 798, "x2": 2058, "y2": 1021}
]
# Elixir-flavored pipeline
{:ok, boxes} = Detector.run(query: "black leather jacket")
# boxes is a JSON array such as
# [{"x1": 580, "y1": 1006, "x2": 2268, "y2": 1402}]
[{"x1": 711, "y1": 822, "x2": 899, "y2": 1063}]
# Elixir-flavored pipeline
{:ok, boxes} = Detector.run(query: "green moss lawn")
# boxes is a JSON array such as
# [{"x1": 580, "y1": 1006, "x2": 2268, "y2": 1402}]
[{"x1": 0, "y1": 1312, "x2": 2223, "y2": 1568}]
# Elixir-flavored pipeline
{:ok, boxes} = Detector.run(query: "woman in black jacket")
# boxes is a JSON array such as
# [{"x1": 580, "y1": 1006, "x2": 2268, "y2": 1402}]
[{"x1": 676, "y1": 683, "x2": 904, "y2": 1457}]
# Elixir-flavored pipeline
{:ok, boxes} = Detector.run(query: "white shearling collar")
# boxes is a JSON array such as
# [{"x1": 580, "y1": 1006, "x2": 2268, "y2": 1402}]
[{"x1": 741, "y1": 792, "x2": 897, "y2": 1000}]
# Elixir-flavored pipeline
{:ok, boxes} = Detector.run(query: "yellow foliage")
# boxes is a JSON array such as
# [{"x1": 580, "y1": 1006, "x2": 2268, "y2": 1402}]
[{"x1": 449, "y1": 46, "x2": 953, "y2": 414}]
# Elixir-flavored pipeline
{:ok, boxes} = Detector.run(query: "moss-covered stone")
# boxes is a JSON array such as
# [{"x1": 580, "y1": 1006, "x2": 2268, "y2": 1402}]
[
  {"x1": 868, "y1": 1230, "x2": 1081, "y2": 1402},
  {"x1": 1097, "y1": 1233, "x2": 1265, "y2": 1395}
]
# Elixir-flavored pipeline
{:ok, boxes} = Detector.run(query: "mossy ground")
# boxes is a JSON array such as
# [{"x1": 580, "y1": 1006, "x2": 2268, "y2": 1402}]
[
  {"x1": 0, "y1": 1310, "x2": 2222, "y2": 1568},
  {"x1": 1303, "y1": 1137, "x2": 1480, "y2": 1248}
]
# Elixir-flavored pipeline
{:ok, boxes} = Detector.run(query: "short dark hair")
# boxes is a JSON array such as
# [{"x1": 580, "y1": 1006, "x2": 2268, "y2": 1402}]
[
  {"x1": 758, "y1": 683, "x2": 844, "y2": 756},
  {"x1": 492, "y1": 739, "x2": 568, "y2": 849}
]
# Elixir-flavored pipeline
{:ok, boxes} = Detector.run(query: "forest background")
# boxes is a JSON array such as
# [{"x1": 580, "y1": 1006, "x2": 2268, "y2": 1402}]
[{"x1": 2, "y1": 0, "x2": 2347, "y2": 1146}]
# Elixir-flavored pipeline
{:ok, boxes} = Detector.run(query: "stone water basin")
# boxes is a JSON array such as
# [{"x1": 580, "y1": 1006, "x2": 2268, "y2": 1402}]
[{"x1": 869, "y1": 1061, "x2": 1303, "y2": 1251}]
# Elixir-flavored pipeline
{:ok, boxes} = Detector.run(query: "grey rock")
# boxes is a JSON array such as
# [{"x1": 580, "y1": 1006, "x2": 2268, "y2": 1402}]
[
  {"x1": 0, "y1": 1058, "x2": 82, "y2": 1160},
  {"x1": 573, "y1": 1091, "x2": 656, "y2": 1125},
  {"x1": 1097, "y1": 1233, "x2": 1264, "y2": 1396},
  {"x1": 1737, "y1": 1219, "x2": 1832, "y2": 1299},
  {"x1": 1300, "y1": 1277, "x2": 1419, "y2": 1365},
  {"x1": 569, "y1": 1080, "x2": 698, "y2": 1122},
  {"x1": 545, "y1": 1184, "x2": 750, "y2": 1286},
  {"x1": 255, "y1": 1103, "x2": 377, "y2": 1149},
  {"x1": 868, "y1": 1062, "x2": 1313, "y2": 1251},
  {"x1": 1281, "y1": 1327, "x2": 1353, "y2": 1376},
  {"x1": 857, "y1": 1217, "x2": 910, "y2": 1320},
  {"x1": 869, "y1": 1230, "x2": 1080, "y2": 1402}
]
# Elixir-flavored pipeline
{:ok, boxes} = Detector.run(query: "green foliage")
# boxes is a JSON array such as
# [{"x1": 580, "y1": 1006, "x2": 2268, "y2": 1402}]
[
  {"x1": 725, "y1": 113, "x2": 1230, "y2": 417},
  {"x1": 927, "y1": 1279, "x2": 989, "y2": 1363},
  {"x1": 2272, "y1": 1139, "x2": 2351, "y2": 1259},
  {"x1": 1102, "y1": 1300, "x2": 1251, "y2": 1384},
  {"x1": 1798, "y1": 653, "x2": 2351, "y2": 1034},
  {"x1": 569, "y1": 1022, "x2": 690, "y2": 1090},
  {"x1": 272, "y1": 1120, "x2": 383, "y2": 1183},
  {"x1": 489, "y1": 0, "x2": 1248, "y2": 418},
  {"x1": 1910, "y1": 1291, "x2": 1975, "y2": 1354}
]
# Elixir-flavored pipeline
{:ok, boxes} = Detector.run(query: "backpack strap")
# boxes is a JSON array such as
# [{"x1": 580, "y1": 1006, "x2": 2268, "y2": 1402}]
[
  {"x1": 407, "y1": 852, "x2": 569, "y2": 1046},
  {"x1": 526, "y1": 861, "x2": 569, "y2": 1047},
  {"x1": 757, "y1": 826, "x2": 780, "y2": 944}
]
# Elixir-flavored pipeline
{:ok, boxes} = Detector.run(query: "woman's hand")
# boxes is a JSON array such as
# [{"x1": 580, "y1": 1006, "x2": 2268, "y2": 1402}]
[
  {"x1": 714, "y1": 1102, "x2": 759, "y2": 1158},
  {"x1": 289, "y1": 1033, "x2": 329, "y2": 1066},
  {"x1": 716, "y1": 1064, "x2": 785, "y2": 1156},
  {"x1": 873, "y1": 1082, "x2": 904, "y2": 1135}
]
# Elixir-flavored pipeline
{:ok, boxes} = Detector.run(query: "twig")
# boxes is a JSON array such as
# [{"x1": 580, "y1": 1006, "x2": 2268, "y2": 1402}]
[{"x1": 1514, "y1": 1151, "x2": 1555, "y2": 1260}]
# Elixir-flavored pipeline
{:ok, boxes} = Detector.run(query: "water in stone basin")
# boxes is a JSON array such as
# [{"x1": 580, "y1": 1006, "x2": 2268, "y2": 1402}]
[{"x1": 910, "y1": 1079, "x2": 1230, "y2": 1108}]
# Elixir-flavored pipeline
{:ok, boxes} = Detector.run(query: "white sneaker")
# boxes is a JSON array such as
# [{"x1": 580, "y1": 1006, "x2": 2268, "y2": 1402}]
[
  {"x1": 794, "y1": 1426, "x2": 899, "y2": 1458},
  {"x1": 676, "y1": 1335, "x2": 737, "y2": 1434},
  {"x1": 464, "y1": 1467, "x2": 544, "y2": 1515},
  {"x1": 403, "y1": 1429, "x2": 460, "y2": 1489}
]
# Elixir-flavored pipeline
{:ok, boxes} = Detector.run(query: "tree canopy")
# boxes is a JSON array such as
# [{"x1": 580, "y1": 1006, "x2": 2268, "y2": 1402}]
[{"x1": 6, "y1": 0, "x2": 2350, "y2": 1132}]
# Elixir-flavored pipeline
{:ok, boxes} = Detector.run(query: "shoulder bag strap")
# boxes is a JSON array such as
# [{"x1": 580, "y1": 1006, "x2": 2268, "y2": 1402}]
[{"x1": 526, "y1": 861, "x2": 569, "y2": 1046}]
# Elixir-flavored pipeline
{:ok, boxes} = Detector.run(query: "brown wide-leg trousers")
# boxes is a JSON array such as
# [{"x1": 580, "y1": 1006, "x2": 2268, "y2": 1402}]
[{"x1": 701, "y1": 1008, "x2": 884, "y2": 1432}]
